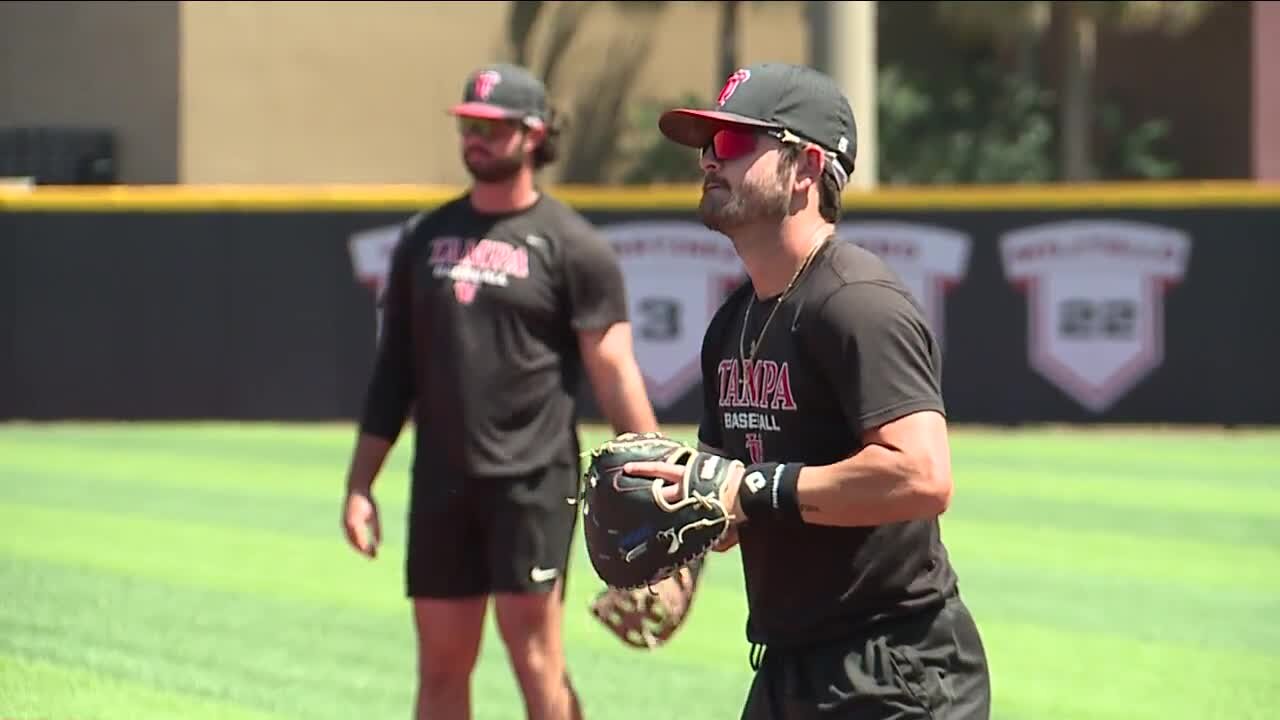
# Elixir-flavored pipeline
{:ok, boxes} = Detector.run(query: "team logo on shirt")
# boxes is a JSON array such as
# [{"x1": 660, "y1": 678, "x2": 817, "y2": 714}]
[
  {"x1": 1000, "y1": 220, "x2": 1191, "y2": 413},
  {"x1": 429, "y1": 236, "x2": 531, "y2": 305},
  {"x1": 716, "y1": 358, "x2": 796, "y2": 430},
  {"x1": 837, "y1": 221, "x2": 972, "y2": 347}
]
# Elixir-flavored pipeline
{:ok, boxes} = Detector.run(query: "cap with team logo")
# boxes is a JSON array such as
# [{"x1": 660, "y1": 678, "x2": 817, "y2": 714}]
[
  {"x1": 449, "y1": 63, "x2": 548, "y2": 126},
  {"x1": 658, "y1": 62, "x2": 857, "y2": 179}
]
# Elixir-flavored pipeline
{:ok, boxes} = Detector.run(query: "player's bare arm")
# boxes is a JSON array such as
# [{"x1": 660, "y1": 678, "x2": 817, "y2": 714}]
[
  {"x1": 793, "y1": 409, "x2": 952, "y2": 526},
  {"x1": 345, "y1": 433, "x2": 394, "y2": 495},
  {"x1": 781, "y1": 278, "x2": 953, "y2": 527},
  {"x1": 343, "y1": 225, "x2": 412, "y2": 560},
  {"x1": 635, "y1": 410, "x2": 952, "y2": 527},
  {"x1": 578, "y1": 321, "x2": 659, "y2": 434},
  {"x1": 342, "y1": 433, "x2": 392, "y2": 558}
]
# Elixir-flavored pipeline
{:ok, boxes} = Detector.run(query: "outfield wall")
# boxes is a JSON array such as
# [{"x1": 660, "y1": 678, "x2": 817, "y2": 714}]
[{"x1": 2, "y1": 183, "x2": 1278, "y2": 426}]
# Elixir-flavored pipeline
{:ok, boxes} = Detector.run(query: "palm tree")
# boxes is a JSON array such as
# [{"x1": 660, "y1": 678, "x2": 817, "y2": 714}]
[
  {"x1": 501, "y1": 1, "x2": 670, "y2": 183},
  {"x1": 934, "y1": 0, "x2": 1214, "y2": 181},
  {"x1": 717, "y1": 1, "x2": 743, "y2": 90}
]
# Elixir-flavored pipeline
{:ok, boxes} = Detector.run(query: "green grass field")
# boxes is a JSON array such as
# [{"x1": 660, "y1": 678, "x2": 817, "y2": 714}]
[{"x1": 2, "y1": 422, "x2": 1278, "y2": 720}]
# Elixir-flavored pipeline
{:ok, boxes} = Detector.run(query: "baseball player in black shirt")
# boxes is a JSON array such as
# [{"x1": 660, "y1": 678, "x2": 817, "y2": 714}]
[
  {"x1": 341, "y1": 64, "x2": 661, "y2": 720},
  {"x1": 627, "y1": 63, "x2": 992, "y2": 719}
]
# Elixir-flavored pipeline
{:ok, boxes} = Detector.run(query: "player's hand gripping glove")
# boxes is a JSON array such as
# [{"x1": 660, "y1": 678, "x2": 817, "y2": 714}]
[{"x1": 580, "y1": 432, "x2": 738, "y2": 591}]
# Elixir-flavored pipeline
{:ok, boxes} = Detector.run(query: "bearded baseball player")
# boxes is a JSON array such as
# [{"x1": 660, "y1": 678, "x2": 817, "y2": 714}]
[
  {"x1": 341, "y1": 63, "x2": 673, "y2": 720},
  {"x1": 620, "y1": 62, "x2": 993, "y2": 719}
]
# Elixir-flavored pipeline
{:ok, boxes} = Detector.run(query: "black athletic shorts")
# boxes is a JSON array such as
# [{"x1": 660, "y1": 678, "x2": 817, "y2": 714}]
[
  {"x1": 405, "y1": 458, "x2": 580, "y2": 598},
  {"x1": 741, "y1": 591, "x2": 991, "y2": 720}
]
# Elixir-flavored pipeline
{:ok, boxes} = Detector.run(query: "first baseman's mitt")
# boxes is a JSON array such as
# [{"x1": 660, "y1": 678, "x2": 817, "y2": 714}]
[{"x1": 580, "y1": 432, "x2": 738, "y2": 591}]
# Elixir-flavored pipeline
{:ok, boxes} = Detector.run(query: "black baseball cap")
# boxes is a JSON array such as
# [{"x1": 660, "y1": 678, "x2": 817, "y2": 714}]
[
  {"x1": 449, "y1": 63, "x2": 549, "y2": 126},
  {"x1": 659, "y1": 62, "x2": 857, "y2": 178}
]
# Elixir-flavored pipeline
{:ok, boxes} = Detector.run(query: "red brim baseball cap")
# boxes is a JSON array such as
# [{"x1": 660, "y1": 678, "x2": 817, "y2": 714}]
[
  {"x1": 657, "y1": 109, "x2": 781, "y2": 150},
  {"x1": 658, "y1": 63, "x2": 858, "y2": 174},
  {"x1": 448, "y1": 63, "x2": 548, "y2": 125},
  {"x1": 449, "y1": 101, "x2": 526, "y2": 121}
]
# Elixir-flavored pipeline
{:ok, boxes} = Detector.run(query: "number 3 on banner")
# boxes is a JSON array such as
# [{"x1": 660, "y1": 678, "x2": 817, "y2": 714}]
[{"x1": 637, "y1": 297, "x2": 681, "y2": 341}]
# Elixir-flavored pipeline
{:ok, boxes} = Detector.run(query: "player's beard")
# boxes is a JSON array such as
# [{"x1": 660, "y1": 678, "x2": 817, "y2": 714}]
[
  {"x1": 464, "y1": 146, "x2": 526, "y2": 183},
  {"x1": 698, "y1": 171, "x2": 790, "y2": 234}
]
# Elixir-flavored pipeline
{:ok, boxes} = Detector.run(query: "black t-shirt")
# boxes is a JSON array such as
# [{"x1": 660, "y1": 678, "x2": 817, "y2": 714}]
[
  {"x1": 359, "y1": 193, "x2": 629, "y2": 480},
  {"x1": 698, "y1": 237, "x2": 958, "y2": 649}
]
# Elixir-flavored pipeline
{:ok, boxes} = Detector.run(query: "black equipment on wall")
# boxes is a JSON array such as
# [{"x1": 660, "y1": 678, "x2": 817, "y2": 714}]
[{"x1": 0, "y1": 127, "x2": 117, "y2": 185}]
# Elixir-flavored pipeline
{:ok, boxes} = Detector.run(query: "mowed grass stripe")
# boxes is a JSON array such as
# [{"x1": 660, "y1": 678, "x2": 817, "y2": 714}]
[
  {"x1": 956, "y1": 563, "x2": 1280, "y2": 657},
  {"x1": 11, "y1": 552, "x2": 1273, "y2": 720},
  {"x1": 0, "y1": 462, "x2": 398, "y2": 542},
  {"x1": 952, "y1": 466, "x2": 1280, "y2": 519},
  {"x1": 0, "y1": 501, "x2": 405, "y2": 612},
  {"x1": 0, "y1": 439, "x2": 415, "y2": 505},
  {"x1": 950, "y1": 488, "x2": 1280, "y2": 548},
  {"x1": 4, "y1": 456, "x2": 1273, "y2": 580},
  {"x1": 0, "y1": 426, "x2": 389, "y2": 475},
  {"x1": 4, "y1": 435, "x2": 1277, "y2": 540},
  {"x1": 941, "y1": 516, "x2": 1280, "y2": 594},
  {"x1": 0, "y1": 653, "x2": 285, "y2": 720},
  {"x1": 0, "y1": 559, "x2": 422, "y2": 720},
  {"x1": 0, "y1": 501, "x2": 754, "y2": 662},
  {"x1": 6, "y1": 493, "x2": 1274, "y2": 602},
  {"x1": 0, "y1": 555, "x2": 752, "y2": 720},
  {"x1": 4, "y1": 423, "x2": 1278, "y2": 720},
  {"x1": 5, "y1": 423, "x2": 1277, "y2": 479},
  {"x1": 4, "y1": 496, "x2": 1277, "y2": 656},
  {"x1": 0, "y1": 421, "x2": 583, "y2": 472},
  {"x1": 955, "y1": 451, "x2": 1279, "y2": 489},
  {"x1": 952, "y1": 431, "x2": 1280, "y2": 487},
  {"x1": 0, "y1": 420, "x2": 364, "y2": 450},
  {"x1": 8, "y1": 476, "x2": 1274, "y2": 658},
  {"x1": 976, "y1": 619, "x2": 1280, "y2": 720}
]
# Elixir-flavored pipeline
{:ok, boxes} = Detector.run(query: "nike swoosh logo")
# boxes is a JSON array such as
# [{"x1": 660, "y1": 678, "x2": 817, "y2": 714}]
[{"x1": 530, "y1": 566, "x2": 558, "y2": 583}]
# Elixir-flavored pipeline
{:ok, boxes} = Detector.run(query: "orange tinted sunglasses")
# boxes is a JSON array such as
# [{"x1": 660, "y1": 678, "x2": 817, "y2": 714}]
[{"x1": 458, "y1": 117, "x2": 522, "y2": 139}]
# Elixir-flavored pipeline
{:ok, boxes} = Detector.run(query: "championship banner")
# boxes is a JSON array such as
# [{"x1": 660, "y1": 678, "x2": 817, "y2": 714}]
[
  {"x1": 6, "y1": 188, "x2": 1252, "y2": 425},
  {"x1": 601, "y1": 221, "x2": 746, "y2": 409},
  {"x1": 1000, "y1": 220, "x2": 1192, "y2": 413},
  {"x1": 347, "y1": 222, "x2": 403, "y2": 344},
  {"x1": 838, "y1": 221, "x2": 973, "y2": 346}
]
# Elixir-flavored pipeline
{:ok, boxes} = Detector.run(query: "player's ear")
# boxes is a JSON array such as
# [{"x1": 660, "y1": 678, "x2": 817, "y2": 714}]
[
  {"x1": 523, "y1": 123, "x2": 547, "y2": 153},
  {"x1": 792, "y1": 146, "x2": 825, "y2": 193}
]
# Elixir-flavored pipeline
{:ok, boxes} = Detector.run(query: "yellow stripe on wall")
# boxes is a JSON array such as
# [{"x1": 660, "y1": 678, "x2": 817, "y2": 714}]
[{"x1": 3, "y1": 181, "x2": 1280, "y2": 212}]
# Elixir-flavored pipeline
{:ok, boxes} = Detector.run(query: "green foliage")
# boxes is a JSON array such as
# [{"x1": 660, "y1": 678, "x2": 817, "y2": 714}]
[
  {"x1": 875, "y1": 58, "x2": 1180, "y2": 185},
  {"x1": 877, "y1": 62, "x2": 1056, "y2": 185},
  {"x1": 915, "y1": 0, "x2": 1207, "y2": 184},
  {"x1": 932, "y1": 0, "x2": 1215, "y2": 45},
  {"x1": 1097, "y1": 105, "x2": 1180, "y2": 180},
  {"x1": 618, "y1": 92, "x2": 707, "y2": 185},
  {"x1": 618, "y1": 62, "x2": 1182, "y2": 187}
]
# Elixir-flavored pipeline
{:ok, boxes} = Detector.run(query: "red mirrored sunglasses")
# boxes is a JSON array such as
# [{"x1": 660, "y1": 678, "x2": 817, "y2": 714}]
[{"x1": 702, "y1": 127, "x2": 789, "y2": 162}]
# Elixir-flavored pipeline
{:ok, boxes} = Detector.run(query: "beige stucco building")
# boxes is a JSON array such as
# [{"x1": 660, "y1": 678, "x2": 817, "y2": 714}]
[{"x1": 0, "y1": 1, "x2": 809, "y2": 185}]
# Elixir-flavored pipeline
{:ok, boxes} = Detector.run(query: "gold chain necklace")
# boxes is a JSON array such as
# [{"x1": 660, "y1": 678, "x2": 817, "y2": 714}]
[{"x1": 739, "y1": 233, "x2": 831, "y2": 362}]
